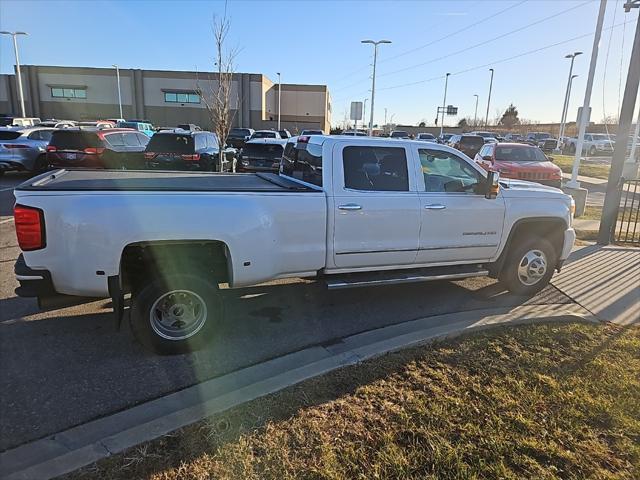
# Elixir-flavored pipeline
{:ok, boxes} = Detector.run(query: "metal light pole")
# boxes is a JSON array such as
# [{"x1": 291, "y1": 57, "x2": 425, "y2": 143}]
[
  {"x1": 598, "y1": 3, "x2": 640, "y2": 244},
  {"x1": 0, "y1": 31, "x2": 28, "y2": 117},
  {"x1": 384, "y1": 107, "x2": 387, "y2": 131},
  {"x1": 567, "y1": 0, "x2": 607, "y2": 189},
  {"x1": 277, "y1": 72, "x2": 281, "y2": 130},
  {"x1": 556, "y1": 52, "x2": 583, "y2": 152},
  {"x1": 362, "y1": 39, "x2": 391, "y2": 136},
  {"x1": 440, "y1": 73, "x2": 450, "y2": 137},
  {"x1": 629, "y1": 106, "x2": 640, "y2": 162},
  {"x1": 473, "y1": 94, "x2": 479, "y2": 127},
  {"x1": 363, "y1": 98, "x2": 368, "y2": 131},
  {"x1": 112, "y1": 64, "x2": 123, "y2": 120},
  {"x1": 484, "y1": 68, "x2": 494, "y2": 128}
]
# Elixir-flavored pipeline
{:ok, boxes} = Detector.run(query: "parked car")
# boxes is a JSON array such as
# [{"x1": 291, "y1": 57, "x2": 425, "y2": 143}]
[
  {"x1": 144, "y1": 130, "x2": 236, "y2": 172},
  {"x1": 390, "y1": 130, "x2": 410, "y2": 139},
  {"x1": 47, "y1": 128, "x2": 149, "y2": 169},
  {"x1": 474, "y1": 142, "x2": 562, "y2": 188},
  {"x1": 278, "y1": 129, "x2": 292, "y2": 139},
  {"x1": 117, "y1": 121, "x2": 155, "y2": 137},
  {"x1": 13, "y1": 135, "x2": 576, "y2": 354},
  {"x1": 415, "y1": 132, "x2": 437, "y2": 142},
  {"x1": 341, "y1": 130, "x2": 367, "y2": 136},
  {"x1": 38, "y1": 119, "x2": 76, "y2": 129},
  {"x1": 250, "y1": 130, "x2": 281, "y2": 139},
  {"x1": 300, "y1": 129, "x2": 325, "y2": 136},
  {"x1": 563, "y1": 133, "x2": 615, "y2": 156},
  {"x1": 0, "y1": 117, "x2": 41, "y2": 128},
  {"x1": 77, "y1": 120, "x2": 116, "y2": 129},
  {"x1": 447, "y1": 134, "x2": 485, "y2": 158},
  {"x1": 177, "y1": 123, "x2": 202, "y2": 131},
  {"x1": 227, "y1": 128, "x2": 255, "y2": 149},
  {"x1": 438, "y1": 133, "x2": 453, "y2": 144},
  {"x1": 106, "y1": 118, "x2": 126, "y2": 124},
  {"x1": 0, "y1": 127, "x2": 55, "y2": 175},
  {"x1": 237, "y1": 138, "x2": 287, "y2": 172},
  {"x1": 524, "y1": 132, "x2": 553, "y2": 145},
  {"x1": 470, "y1": 131, "x2": 498, "y2": 143},
  {"x1": 504, "y1": 133, "x2": 524, "y2": 142}
]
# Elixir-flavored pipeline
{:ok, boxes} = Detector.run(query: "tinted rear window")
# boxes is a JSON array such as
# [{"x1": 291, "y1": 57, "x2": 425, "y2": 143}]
[
  {"x1": 390, "y1": 131, "x2": 408, "y2": 137},
  {"x1": 252, "y1": 131, "x2": 277, "y2": 139},
  {"x1": 50, "y1": 131, "x2": 102, "y2": 149},
  {"x1": 243, "y1": 143, "x2": 284, "y2": 158},
  {"x1": 0, "y1": 131, "x2": 21, "y2": 140},
  {"x1": 0, "y1": 118, "x2": 14, "y2": 127},
  {"x1": 146, "y1": 134, "x2": 194, "y2": 153},
  {"x1": 229, "y1": 129, "x2": 251, "y2": 137},
  {"x1": 460, "y1": 136, "x2": 484, "y2": 147}
]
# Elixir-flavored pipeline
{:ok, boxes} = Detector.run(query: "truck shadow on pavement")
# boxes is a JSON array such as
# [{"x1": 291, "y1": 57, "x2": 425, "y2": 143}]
[{"x1": 0, "y1": 277, "x2": 571, "y2": 452}]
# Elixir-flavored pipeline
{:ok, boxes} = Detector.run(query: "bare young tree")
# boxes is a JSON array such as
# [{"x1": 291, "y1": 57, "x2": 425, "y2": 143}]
[{"x1": 198, "y1": 7, "x2": 238, "y2": 172}]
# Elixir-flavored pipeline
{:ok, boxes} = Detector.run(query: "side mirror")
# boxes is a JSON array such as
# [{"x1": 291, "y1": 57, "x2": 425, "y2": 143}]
[
  {"x1": 485, "y1": 170, "x2": 500, "y2": 199},
  {"x1": 482, "y1": 155, "x2": 493, "y2": 162},
  {"x1": 547, "y1": 155, "x2": 554, "y2": 162}
]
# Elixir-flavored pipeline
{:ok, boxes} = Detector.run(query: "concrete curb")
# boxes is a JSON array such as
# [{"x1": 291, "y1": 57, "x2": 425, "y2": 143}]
[{"x1": 0, "y1": 303, "x2": 597, "y2": 480}]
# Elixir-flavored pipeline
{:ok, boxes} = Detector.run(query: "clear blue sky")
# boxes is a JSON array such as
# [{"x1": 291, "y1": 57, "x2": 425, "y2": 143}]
[{"x1": 0, "y1": 0, "x2": 636, "y2": 127}]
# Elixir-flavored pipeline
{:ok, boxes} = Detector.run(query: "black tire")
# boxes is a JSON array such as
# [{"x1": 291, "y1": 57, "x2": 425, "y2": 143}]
[
  {"x1": 130, "y1": 273, "x2": 222, "y2": 354},
  {"x1": 569, "y1": 144, "x2": 576, "y2": 154},
  {"x1": 33, "y1": 154, "x2": 48, "y2": 174},
  {"x1": 588, "y1": 146, "x2": 597, "y2": 157},
  {"x1": 499, "y1": 236, "x2": 558, "y2": 296}
]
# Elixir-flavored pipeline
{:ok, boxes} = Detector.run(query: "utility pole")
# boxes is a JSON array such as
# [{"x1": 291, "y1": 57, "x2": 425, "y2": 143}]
[
  {"x1": 629, "y1": 105, "x2": 640, "y2": 162},
  {"x1": 363, "y1": 98, "x2": 368, "y2": 131},
  {"x1": 277, "y1": 72, "x2": 281, "y2": 130},
  {"x1": 0, "y1": 31, "x2": 28, "y2": 117},
  {"x1": 362, "y1": 39, "x2": 391, "y2": 136},
  {"x1": 112, "y1": 64, "x2": 123, "y2": 120},
  {"x1": 484, "y1": 68, "x2": 494, "y2": 128},
  {"x1": 555, "y1": 52, "x2": 582, "y2": 152},
  {"x1": 440, "y1": 73, "x2": 450, "y2": 137},
  {"x1": 384, "y1": 107, "x2": 387, "y2": 132},
  {"x1": 598, "y1": 3, "x2": 640, "y2": 244},
  {"x1": 567, "y1": 0, "x2": 607, "y2": 189},
  {"x1": 473, "y1": 94, "x2": 479, "y2": 127}
]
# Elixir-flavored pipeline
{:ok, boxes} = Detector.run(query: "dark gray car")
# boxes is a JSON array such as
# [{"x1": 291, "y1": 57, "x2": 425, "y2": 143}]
[{"x1": 0, "y1": 127, "x2": 55, "y2": 175}]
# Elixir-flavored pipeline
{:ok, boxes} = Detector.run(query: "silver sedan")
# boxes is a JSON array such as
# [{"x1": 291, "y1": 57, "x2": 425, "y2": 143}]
[{"x1": 0, "y1": 127, "x2": 55, "y2": 175}]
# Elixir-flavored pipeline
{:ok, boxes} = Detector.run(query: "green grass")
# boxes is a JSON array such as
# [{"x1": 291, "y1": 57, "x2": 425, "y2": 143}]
[
  {"x1": 65, "y1": 323, "x2": 640, "y2": 480},
  {"x1": 553, "y1": 155, "x2": 611, "y2": 180}
]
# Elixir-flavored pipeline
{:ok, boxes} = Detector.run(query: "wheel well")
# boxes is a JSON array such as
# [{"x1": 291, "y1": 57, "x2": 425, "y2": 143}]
[
  {"x1": 490, "y1": 219, "x2": 566, "y2": 277},
  {"x1": 120, "y1": 241, "x2": 230, "y2": 293}
]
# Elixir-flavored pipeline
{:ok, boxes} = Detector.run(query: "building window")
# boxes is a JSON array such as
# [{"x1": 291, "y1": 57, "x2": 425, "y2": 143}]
[
  {"x1": 51, "y1": 87, "x2": 87, "y2": 99},
  {"x1": 164, "y1": 91, "x2": 200, "y2": 104}
]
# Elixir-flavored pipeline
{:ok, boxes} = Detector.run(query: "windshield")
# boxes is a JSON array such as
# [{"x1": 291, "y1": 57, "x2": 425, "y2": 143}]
[
  {"x1": 390, "y1": 131, "x2": 408, "y2": 137},
  {"x1": 460, "y1": 136, "x2": 484, "y2": 148},
  {"x1": 242, "y1": 142, "x2": 284, "y2": 158},
  {"x1": 229, "y1": 128, "x2": 251, "y2": 137},
  {"x1": 495, "y1": 145, "x2": 547, "y2": 162},
  {"x1": 591, "y1": 134, "x2": 610, "y2": 141}
]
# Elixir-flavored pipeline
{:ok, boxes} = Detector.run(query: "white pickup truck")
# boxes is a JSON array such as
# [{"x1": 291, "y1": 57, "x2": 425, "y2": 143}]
[{"x1": 13, "y1": 135, "x2": 576, "y2": 354}]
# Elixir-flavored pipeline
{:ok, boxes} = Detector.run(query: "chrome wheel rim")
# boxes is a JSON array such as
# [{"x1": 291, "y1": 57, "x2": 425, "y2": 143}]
[
  {"x1": 517, "y1": 249, "x2": 548, "y2": 286},
  {"x1": 150, "y1": 290, "x2": 207, "y2": 340}
]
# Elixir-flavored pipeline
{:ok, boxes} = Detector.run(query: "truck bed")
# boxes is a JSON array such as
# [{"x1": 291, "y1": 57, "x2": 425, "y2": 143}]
[{"x1": 16, "y1": 169, "x2": 316, "y2": 192}]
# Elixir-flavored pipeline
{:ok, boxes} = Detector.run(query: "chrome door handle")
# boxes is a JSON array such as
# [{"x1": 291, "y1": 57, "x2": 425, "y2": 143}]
[
  {"x1": 338, "y1": 203, "x2": 362, "y2": 211},
  {"x1": 424, "y1": 204, "x2": 446, "y2": 210}
]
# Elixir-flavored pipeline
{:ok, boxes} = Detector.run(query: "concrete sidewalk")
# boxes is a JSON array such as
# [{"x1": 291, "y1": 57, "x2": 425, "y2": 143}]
[{"x1": 552, "y1": 245, "x2": 640, "y2": 325}]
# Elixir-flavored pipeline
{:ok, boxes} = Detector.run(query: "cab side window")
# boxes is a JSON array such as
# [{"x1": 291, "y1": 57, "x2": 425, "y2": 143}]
[
  {"x1": 343, "y1": 146, "x2": 408, "y2": 192},
  {"x1": 419, "y1": 148, "x2": 481, "y2": 193}
]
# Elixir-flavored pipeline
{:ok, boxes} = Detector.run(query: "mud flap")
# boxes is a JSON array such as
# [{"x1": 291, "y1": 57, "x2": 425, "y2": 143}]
[{"x1": 108, "y1": 275, "x2": 124, "y2": 330}]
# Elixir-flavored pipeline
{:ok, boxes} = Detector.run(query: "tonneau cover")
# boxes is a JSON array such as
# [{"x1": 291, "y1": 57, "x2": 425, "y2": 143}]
[{"x1": 16, "y1": 169, "x2": 316, "y2": 192}]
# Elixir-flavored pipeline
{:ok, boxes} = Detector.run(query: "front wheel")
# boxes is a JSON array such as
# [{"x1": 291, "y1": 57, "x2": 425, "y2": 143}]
[
  {"x1": 130, "y1": 274, "x2": 222, "y2": 354},
  {"x1": 588, "y1": 146, "x2": 597, "y2": 156},
  {"x1": 499, "y1": 237, "x2": 557, "y2": 296}
]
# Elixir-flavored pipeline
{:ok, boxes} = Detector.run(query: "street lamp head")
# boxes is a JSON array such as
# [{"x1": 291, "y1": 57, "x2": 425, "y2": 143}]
[
  {"x1": 571, "y1": 74, "x2": 579, "y2": 79},
  {"x1": 0, "y1": 31, "x2": 28, "y2": 35},
  {"x1": 15, "y1": 31, "x2": 28, "y2": 35},
  {"x1": 446, "y1": 72, "x2": 451, "y2": 76},
  {"x1": 112, "y1": 64, "x2": 118, "y2": 68},
  {"x1": 378, "y1": 40, "x2": 392, "y2": 44},
  {"x1": 489, "y1": 68, "x2": 494, "y2": 72},
  {"x1": 361, "y1": 40, "x2": 374, "y2": 44}
]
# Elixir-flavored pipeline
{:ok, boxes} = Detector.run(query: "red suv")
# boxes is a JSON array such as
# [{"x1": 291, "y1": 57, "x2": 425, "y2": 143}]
[
  {"x1": 474, "y1": 142, "x2": 562, "y2": 188},
  {"x1": 47, "y1": 128, "x2": 149, "y2": 169}
]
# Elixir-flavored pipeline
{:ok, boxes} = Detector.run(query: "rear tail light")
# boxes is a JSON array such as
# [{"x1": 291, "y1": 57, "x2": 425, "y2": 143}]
[
  {"x1": 3, "y1": 144, "x2": 30, "y2": 149},
  {"x1": 83, "y1": 147, "x2": 105, "y2": 154},
  {"x1": 181, "y1": 154, "x2": 201, "y2": 161},
  {"x1": 46, "y1": 145, "x2": 57, "y2": 152},
  {"x1": 14, "y1": 205, "x2": 46, "y2": 251},
  {"x1": 144, "y1": 152, "x2": 156, "y2": 160}
]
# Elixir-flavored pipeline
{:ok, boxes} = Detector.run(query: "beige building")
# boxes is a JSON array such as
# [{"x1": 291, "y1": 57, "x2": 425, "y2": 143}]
[{"x1": 0, "y1": 65, "x2": 331, "y2": 133}]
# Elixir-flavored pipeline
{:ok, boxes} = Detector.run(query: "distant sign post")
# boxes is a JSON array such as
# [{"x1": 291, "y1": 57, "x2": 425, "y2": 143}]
[{"x1": 350, "y1": 101, "x2": 363, "y2": 130}]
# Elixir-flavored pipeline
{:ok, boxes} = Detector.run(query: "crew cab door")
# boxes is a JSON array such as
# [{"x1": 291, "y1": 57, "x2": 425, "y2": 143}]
[
  {"x1": 413, "y1": 146, "x2": 505, "y2": 263},
  {"x1": 331, "y1": 142, "x2": 420, "y2": 268}
]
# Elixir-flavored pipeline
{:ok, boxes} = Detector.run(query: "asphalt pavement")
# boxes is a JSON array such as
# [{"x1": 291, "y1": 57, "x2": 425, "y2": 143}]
[{"x1": 0, "y1": 172, "x2": 573, "y2": 453}]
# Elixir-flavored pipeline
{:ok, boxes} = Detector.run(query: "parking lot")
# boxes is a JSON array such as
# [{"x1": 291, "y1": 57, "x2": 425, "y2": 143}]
[{"x1": 0, "y1": 171, "x2": 575, "y2": 453}]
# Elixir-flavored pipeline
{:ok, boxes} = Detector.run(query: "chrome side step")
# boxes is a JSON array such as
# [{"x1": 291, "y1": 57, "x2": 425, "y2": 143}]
[{"x1": 325, "y1": 270, "x2": 489, "y2": 290}]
